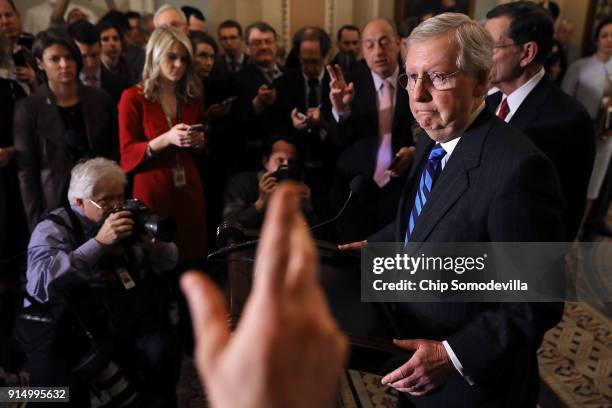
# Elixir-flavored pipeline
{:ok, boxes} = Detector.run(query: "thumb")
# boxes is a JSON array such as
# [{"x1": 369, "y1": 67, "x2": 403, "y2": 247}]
[
  {"x1": 181, "y1": 271, "x2": 231, "y2": 372},
  {"x1": 347, "y1": 82, "x2": 355, "y2": 93},
  {"x1": 393, "y1": 338, "x2": 421, "y2": 351}
]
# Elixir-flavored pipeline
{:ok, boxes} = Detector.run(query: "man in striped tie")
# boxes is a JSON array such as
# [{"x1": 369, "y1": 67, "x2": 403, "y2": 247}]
[{"x1": 342, "y1": 12, "x2": 565, "y2": 408}]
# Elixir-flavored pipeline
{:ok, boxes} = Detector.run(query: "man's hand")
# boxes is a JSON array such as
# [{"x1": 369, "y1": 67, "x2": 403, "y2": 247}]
[
  {"x1": 253, "y1": 84, "x2": 277, "y2": 113},
  {"x1": 386, "y1": 146, "x2": 416, "y2": 178},
  {"x1": 95, "y1": 210, "x2": 134, "y2": 246},
  {"x1": 181, "y1": 183, "x2": 348, "y2": 408},
  {"x1": 291, "y1": 107, "x2": 322, "y2": 130},
  {"x1": 338, "y1": 240, "x2": 367, "y2": 252},
  {"x1": 326, "y1": 64, "x2": 354, "y2": 116},
  {"x1": 381, "y1": 339, "x2": 455, "y2": 396},
  {"x1": 291, "y1": 108, "x2": 309, "y2": 130},
  {"x1": 255, "y1": 171, "x2": 277, "y2": 211},
  {"x1": 15, "y1": 66, "x2": 38, "y2": 89},
  {"x1": 0, "y1": 146, "x2": 15, "y2": 168}
]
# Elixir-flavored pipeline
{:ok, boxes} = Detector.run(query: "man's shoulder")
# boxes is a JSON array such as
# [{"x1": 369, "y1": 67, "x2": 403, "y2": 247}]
[
  {"x1": 229, "y1": 171, "x2": 260, "y2": 186},
  {"x1": 476, "y1": 110, "x2": 544, "y2": 160},
  {"x1": 30, "y1": 207, "x2": 74, "y2": 240},
  {"x1": 535, "y1": 79, "x2": 590, "y2": 120}
]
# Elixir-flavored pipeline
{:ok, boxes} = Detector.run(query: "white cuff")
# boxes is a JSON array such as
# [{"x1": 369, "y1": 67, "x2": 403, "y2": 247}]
[{"x1": 442, "y1": 340, "x2": 475, "y2": 386}]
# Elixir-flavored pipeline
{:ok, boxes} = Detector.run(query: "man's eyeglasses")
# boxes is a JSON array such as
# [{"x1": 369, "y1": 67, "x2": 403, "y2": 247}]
[
  {"x1": 248, "y1": 38, "x2": 275, "y2": 47},
  {"x1": 88, "y1": 195, "x2": 124, "y2": 211},
  {"x1": 399, "y1": 70, "x2": 461, "y2": 92}
]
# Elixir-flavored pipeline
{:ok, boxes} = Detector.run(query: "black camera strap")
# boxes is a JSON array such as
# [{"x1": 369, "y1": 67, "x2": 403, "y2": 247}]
[{"x1": 40, "y1": 205, "x2": 86, "y2": 248}]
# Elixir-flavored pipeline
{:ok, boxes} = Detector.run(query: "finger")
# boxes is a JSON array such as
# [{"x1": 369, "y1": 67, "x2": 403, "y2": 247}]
[
  {"x1": 181, "y1": 271, "x2": 231, "y2": 373},
  {"x1": 285, "y1": 205, "x2": 317, "y2": 292},
  {"x1": 326, "y1": 64, "x2": 337, "y2": 82},
  {"x1": 390, "y1": 370, "x2": 422, "y2": 390},
  {"x1": 252, "y1": 183, "x2": 300, "y2": 298},
  {"x1": 334, "y1": 64, "x2": 345, "y2": 83},
  {"x1": 381, "y1": 360, "x2": 415, "y2": 385},
  {"x1": 393, "y1": 338, "x2": 421, "y2": 351},
  {"x1": 347, "y1": 82, "x2": 355, "y2": 94}
]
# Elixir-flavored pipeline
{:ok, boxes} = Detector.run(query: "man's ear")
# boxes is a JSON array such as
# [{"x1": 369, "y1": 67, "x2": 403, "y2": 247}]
[
  {"x1": 262, "y1": 156, "x2": 269, "y2": 171},
  {"x1": 519, "y1": 41, "x2": 538, "y2": 68},
  {"x1": 472, "y1": 70, "x2": 490, "y2": 98},
  {"x1": 75, "y1": 198, "x2": 86, "y2": 212}
]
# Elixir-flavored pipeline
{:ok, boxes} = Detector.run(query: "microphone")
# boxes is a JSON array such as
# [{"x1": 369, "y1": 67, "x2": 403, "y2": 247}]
[
  {"x1": 307, "y1": 174, "x2": 364, "y2": 233},
  {"x1": 207, "y1": 175, "x2": 365, "y2": 261}
]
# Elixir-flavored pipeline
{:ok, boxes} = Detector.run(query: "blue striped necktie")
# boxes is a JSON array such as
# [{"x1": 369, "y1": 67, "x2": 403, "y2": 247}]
[{"x1": 404, "y1": 143, "x2": 447, "y2": 244}]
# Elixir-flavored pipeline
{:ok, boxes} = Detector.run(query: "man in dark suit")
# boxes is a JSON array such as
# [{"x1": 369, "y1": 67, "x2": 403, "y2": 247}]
[
  {"x1": 68, "y1": 20, "x2": 129, "y2": 104},
  {"x1": 211, "y1": 19, "x2": 249, "y2": 81},
  {"x1": 345, "y1": 13, "x2": 565, "y2": 407},
  {"x1": 327, "y1": 18, "x2": 415, "y2": 242},
  {"x1": 484, "y1": 1, "x2": 595, "y2": 241},
  {"x1": 232, "y1": 21, "x2": 285, "y2": 171},
  {"x1": 271, "y1": 28, "x2": 336, "y2": 220}
]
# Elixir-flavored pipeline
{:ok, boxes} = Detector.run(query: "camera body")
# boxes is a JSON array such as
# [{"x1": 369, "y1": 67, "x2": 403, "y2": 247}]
[
  {"x1": 108, "y1": 199, "x2": 176, "y2": 242},
  {"x1": 272, "y1": 160, "x2": 304, "y2": 182}
]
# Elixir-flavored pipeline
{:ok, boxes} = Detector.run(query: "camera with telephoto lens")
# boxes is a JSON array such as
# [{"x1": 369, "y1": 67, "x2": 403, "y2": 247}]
[
  {"x1": 272, "y1": 159, "x2": 303, "y2": 182},
  {"x1": 108, "y1": 199, "x2": 176, "y2": 242}
]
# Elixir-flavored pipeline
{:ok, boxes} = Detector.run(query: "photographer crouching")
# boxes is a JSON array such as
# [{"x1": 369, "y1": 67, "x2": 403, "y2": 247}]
[
  {"x1": 14, "y1": 158, "x2": 180, "y2": 408},
  {"x1": 222, "y1": 135, "x2": 317, "y2": 230}
]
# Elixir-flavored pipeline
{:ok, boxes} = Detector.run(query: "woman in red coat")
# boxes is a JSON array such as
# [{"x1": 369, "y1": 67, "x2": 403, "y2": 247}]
[{"x1": 119, "y1": 27, "x2": 207, "y2": 263}]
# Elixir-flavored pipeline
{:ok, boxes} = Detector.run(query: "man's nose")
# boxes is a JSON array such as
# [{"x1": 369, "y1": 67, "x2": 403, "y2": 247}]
[{"x1": 412, "y1": 77, "x2": 431, "y2": 102}]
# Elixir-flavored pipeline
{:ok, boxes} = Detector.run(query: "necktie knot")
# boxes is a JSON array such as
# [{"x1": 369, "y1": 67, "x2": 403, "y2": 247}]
[{"x1": 428, "y1": 144, "x2": 446, "y2": 161}]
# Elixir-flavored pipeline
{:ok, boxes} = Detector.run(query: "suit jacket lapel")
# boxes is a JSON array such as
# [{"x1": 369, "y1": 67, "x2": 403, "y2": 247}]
[
  {"x1": 38, "y1": 85, "x2": 65, "y2": 146},
  {"x1": 508, "y1": 79, "x2": 550, "y2": 131},
  {"x1": 408, "y1": 110, "x2": 492, "y2": 242},
  {"x1": 392, "y1": 87, "x2": 410, "y2": 152},
  {"x1": 79, "y1": 86, "x2": 98, "y2": 152},
  {"x1": 362, "y1": 70, "x2": 378, "y2": 133}
]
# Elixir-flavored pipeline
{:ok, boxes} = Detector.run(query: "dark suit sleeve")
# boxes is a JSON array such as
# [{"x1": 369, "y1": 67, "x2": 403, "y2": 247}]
[
  {"x1": 446, "y1": 153, "x2": 565, "y2": 384},
  {"x1": 222, "y1": 173, "x2": 264, "y2": 229},
  {"x1": 13, "y1": 99, "x2": 43, "y2": 231},
  {"x1": 99, "y1": 91, "x2": 119, "y2": 162}
]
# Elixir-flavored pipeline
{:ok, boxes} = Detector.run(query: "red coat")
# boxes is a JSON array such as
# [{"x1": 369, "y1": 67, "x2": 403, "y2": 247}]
[{"x1": 119, "y1": 85, "x2": 207, "y2": 260}]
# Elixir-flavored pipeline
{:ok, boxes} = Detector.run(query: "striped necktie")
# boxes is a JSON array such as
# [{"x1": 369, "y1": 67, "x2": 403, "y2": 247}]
[{"x1": 404, "y1": 143, "x2": 447, "y2": 244}]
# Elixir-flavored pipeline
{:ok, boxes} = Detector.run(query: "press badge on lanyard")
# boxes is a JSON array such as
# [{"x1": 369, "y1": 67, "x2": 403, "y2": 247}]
[
  {"x1": 117, "y1": 267, "x2": 136, "y2": 290},
  {"x1": 173, "y1": 163, "x2": 186, "y2": 187}
]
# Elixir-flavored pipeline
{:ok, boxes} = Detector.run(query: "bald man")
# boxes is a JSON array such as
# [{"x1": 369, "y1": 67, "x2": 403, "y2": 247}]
[
  {"x1": 327, "y1": 18, "x2": 415, "y2": 242},
  {"x1": 153, "y1": 5, "x2": 188, "y2": 35}
]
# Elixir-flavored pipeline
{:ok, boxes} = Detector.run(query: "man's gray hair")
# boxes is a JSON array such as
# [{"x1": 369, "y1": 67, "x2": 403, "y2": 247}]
[
  {"x1": 153, "y1": 5, "x2": 186, "y2": 27},
  {"x1": 67, "y1": 158, "x2": 127, "y2": 203},
  {"x1": 409, "y1": 12, "x2": 493, "y2": 77}
]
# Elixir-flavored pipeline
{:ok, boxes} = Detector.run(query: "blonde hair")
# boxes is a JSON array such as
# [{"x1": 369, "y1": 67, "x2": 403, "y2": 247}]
[{"x1": 141, "y1": 27, "x2": 202, "y2": 102}]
